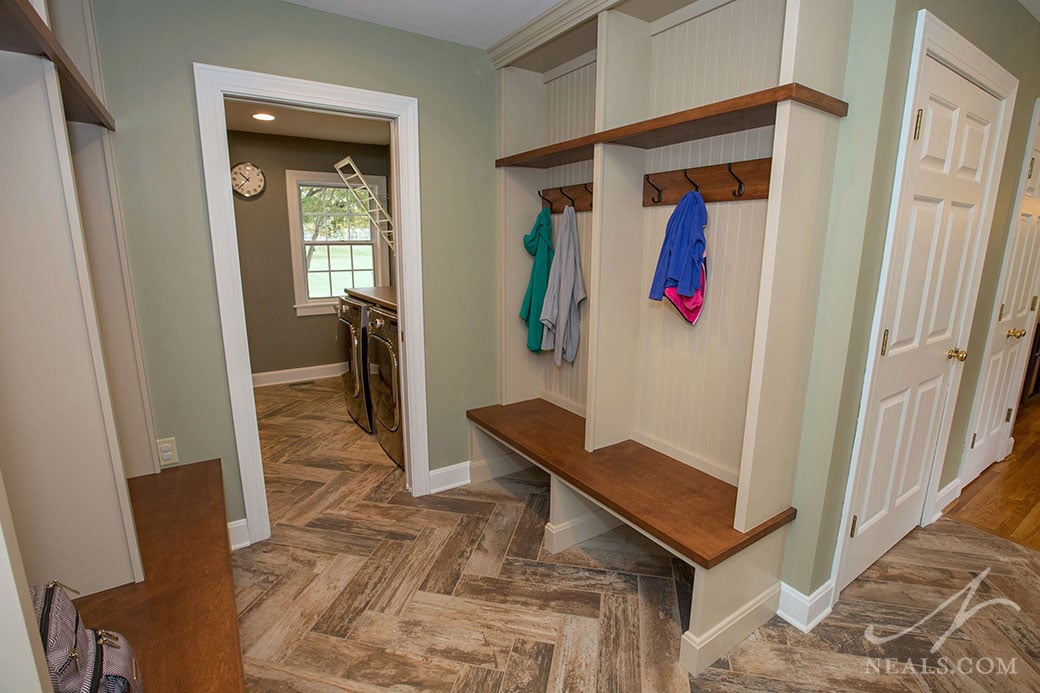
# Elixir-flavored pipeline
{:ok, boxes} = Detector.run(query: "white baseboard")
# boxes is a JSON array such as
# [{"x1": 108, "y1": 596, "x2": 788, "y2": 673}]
[
  {"x1": 252, "y1": 362, "x2": 348, "y2": 387},
  {"x1": 429, "y1": 461, "x2": 471, "y2": 494},
  {"x1": 228, "y1": 519, "x2": 251, "y2": 551},
  {"x1": 777, "y1": 580, "x2": 834, "y2": 633},
  {"x1": 629, "y1": 432, "x2": 739, "y2": 485},
  {"x1": 544, "y1": 508, "x2": 622, "y2": 554},
  {"x1": 469, "y1": 453, "x2": 532, "y2": 485},
  {"x1": 929, "y1": 479, "x2": 963, "y2": 522},
  {"x1": 679, "y1": 582, "x2": 780, "y2": 675}
]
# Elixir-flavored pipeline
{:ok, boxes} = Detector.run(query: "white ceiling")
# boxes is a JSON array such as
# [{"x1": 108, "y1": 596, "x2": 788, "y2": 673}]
[
  {"x1": 282, "y1": 0, "x2": 561, "y2": 49},
  {"x1": 224, "y1": 99, "x2": 391, "y2": 145}
]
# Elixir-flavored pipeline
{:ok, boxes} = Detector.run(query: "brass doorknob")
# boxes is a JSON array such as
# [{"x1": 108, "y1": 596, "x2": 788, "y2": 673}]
[
  {"x1": 1007, "y1": 329, "x2": 1027, "y2": 338},
  {"x1": 947, "y1": 348, "x2": 968, "y2": 362},
  {"x1": 957, "y1": 349, "x2": 968, "y2": 362}
]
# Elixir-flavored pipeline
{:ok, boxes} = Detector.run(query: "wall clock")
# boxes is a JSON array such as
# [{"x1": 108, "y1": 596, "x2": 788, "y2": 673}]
[{"x1": 230, "y1": 161, "x2": 265, "y2": 198}]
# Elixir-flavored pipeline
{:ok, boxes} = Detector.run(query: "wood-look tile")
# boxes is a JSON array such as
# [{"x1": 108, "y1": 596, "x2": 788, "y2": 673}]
[
  {"x1": 454, "y1": 575, "x2": 601, "y2": 619},
  {"x1": 409, "y1": 591, "x2": 563, "y2": 643},
  {"x1": 451, "y1": 665, "x2": 504, "y2": 693},
  {"x1": 499, "y1": 639, "x2": 554, "y2": 693},
  {"x1": 311, "y1": 540, "x2": 409, "y2": 638},
  {"x1": 421, "y1": 514, "x2": 489, "y2": 594},
  {"x1": 546, "y1": 615, "x2": 599, "y2": 693},
  {"x1": 505, "y1": 492, "x2": 549, "y2": 560},
  {"x1": 305, "y1": 514, "x2": 419, "y2": 542},
  {"x1": 366, "y1": 527, "x2": 452, "y2": 616},
  {"x1": 597, "y1": 593, "x2": 642, "y2": 692},
  {"x1": 498, "y1": 556, "x2": 639, "y2": 595},
  {"x1": 388, "y1": 490, "x2": 498, "y2": 517},
  {"x1": 268, "y1": 522, "x2": 383, "y2": 557},
  {"x1": 536, "y1": 526, "x2": 675, "y2": 578},
  {"x1": 286, "y1": 632, "x2": 462, "y2": 690},
  {"x1": 638, "y1": 576, "x2": 687, "y2": 693},
  {"x1": 463, "y1": 501, "x2": 525, "y2": 577}
]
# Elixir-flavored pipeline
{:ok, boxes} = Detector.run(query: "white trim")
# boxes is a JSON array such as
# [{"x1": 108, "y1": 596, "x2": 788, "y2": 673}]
[
  {"x1": 649, "y1": 0, "x2": 737, "y2": 36},
  {"x1": 251, "y1": 362, "x2": 349, "y2": 387},
  {"x1": 428, "y1": 461, "x2": 471, "y2": 494},
  {"x1": 777, "y1": 580, "x2": 834, "y2": 633},
  {"x1": 193, "y1": 63, "x2": 431, "y2": 547},
  {"x1": 927, "y1": 479, "x2": 963, "y2": 524},
  {"x1": 227, "y1": 519, "x2": 251, "y2": 551},
  {"x1": 542, "y1": 49, "x2": 597, "y2": 83},
  {"x1": 488, "y1": 0, "x2": 615, "y2": 68},
  {"x1": 284, "y1": 169, "x2": 388, "y2": 317},
  {"x1": 45, "y1": 62, "x2": 145, "y2": 582},
  {"x1": 833, "y1": 10, "x2": 1018, "y2": 592},
  {"x1": 679, "y1": 582, "x2": 780, "y2": 674},
  {"x1": 544, "y1": 508, "x2": 621, "y2": 554}
]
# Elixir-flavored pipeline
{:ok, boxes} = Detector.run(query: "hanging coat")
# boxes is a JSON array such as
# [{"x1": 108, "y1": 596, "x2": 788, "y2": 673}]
[
  {"x1": 649, "y1": 191, "x2": 708, "y2": 325},
  {"x1": 520, "y1": 207, "x2": 554, "y2": 351},
  {"x1": 540, "y1": 205, "x2": 586, "y2": 365}
]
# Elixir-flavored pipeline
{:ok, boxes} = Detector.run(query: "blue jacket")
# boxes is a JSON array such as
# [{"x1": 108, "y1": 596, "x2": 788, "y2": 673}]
[{"x1": 649, "y1": 191, "x2": 706, "y2": 300}]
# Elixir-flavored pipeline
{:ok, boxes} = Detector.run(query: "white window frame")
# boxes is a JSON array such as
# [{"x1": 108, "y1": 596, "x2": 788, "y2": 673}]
[{"x1": 285, "y1": 169, "x2": 388, "y2": 316}]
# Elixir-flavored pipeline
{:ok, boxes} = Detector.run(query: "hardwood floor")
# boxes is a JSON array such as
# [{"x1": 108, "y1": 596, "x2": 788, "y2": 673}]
[
  {"x1": 947, "y1": 397, "x2": 1040, "y2": 550},
  {"x1": 238, "y1": 378, "x2": 1040, "y2": 691}
]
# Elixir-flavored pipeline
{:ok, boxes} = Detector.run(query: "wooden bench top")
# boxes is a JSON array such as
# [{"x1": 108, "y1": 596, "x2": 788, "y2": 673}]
[{"x1": 467, "y1": 399, "x2": 796, "y2": 569}]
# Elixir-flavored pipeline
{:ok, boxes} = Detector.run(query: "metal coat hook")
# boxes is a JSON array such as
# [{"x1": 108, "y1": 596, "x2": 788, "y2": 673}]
[
  {"x1": 646, "y1": 174, "x2": 663, "y2": 204},
  {"x1": 537, "y1": 189, "x2": 552, "y2": 208},
  {"x1": 559, "y1": 187, "x2": 576, "y2": 206},
  {"x1": 727, "y1": 163, "x2": 745, "y2": 197},
  {"x1": 682, "y1": 169, "x2": 700, "y2": 192}
]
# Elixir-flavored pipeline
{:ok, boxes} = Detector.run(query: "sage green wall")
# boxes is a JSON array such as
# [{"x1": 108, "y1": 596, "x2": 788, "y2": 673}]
[
  {"x1": 92, "y1": 0, "x2": 499, "y2": 520},
  {"x1": 784, "y1": 0, "x2": 1040, "y2": 595},
  {"x1": 227, "y1": 131, "x2": 389, "y2": 374}
]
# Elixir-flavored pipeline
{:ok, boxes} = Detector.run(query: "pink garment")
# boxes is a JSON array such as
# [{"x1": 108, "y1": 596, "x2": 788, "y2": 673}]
[{"x1": 663, "y1": 258, "x2": 707, "y2": 325}]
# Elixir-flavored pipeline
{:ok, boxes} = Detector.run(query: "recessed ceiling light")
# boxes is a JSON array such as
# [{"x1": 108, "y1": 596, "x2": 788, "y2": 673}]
[{"x1": 252, "y1": 113, "x2": 275, "y2": 121}]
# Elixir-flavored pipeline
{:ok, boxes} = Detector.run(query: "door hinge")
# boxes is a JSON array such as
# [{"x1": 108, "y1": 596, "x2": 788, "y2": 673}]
[
  {"x1": 1032, "y1": 296, "x2": 1038, "y2": 312},
  {"x1": 1006, "y1": 408, "x2": 1014, "y2": 423},
  {"x1": 999, "y1": 303, "x2": 1006, "y2": 321},
  {"x1": 1029, "y1": 157, "x2": 1036, "y2": 180},
  {"x1": 880, "y1": 329, "x2": 890, "y2": 356},
  {"x1": 850, "y1": 515, "x2": 858, "y2": 538},
  {"x1": 971, "y1": 433, "x2": 977, "y2": 449},
  {"x1": 913, "y1": 109, "x2": 923, "y2": 140}
]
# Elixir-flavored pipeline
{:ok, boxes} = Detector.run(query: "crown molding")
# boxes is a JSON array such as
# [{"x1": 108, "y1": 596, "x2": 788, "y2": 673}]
[{"x1": 487, "y1": 0, "x2": 618, "y2": 68}]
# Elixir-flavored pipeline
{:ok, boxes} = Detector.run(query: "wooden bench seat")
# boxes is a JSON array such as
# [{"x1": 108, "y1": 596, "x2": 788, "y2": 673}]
[{"x1": 467, "y1": 398, "x2": 795, "y2": 569}]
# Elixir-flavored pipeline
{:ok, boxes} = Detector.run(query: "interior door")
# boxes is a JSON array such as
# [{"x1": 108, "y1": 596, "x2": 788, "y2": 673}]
[
  {"x1": 963, "y1": 107, "x2": 1040, "y2": 485},
  {"x1": 840, "y1": 56, "x2": 1006, "y2": 589}
]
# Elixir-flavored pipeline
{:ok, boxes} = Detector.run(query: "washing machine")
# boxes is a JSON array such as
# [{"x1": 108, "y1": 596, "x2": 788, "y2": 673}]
[
  {"x1": 337, "y1": 296, "x2": 373, "y2": 433},
  {"x1": 367, "y1": 306, "x2": 404, "y2": 469}
]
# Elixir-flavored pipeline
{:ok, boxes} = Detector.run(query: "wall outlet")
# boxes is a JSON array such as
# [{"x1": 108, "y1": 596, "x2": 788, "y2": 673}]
[{"x1": 156, "y1": 437, "x2": 179, "y2": 467}]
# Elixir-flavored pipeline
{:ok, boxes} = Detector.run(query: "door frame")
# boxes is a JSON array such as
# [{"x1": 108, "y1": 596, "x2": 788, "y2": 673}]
[
  {"x1": 832, "y1": 10, "x2": 1017, "y2": 593},
  {"x1": 959, "y1": 98, "x2": 1040, "y2": 488},
  {"x1": 193, "y1": 63, "x2": 432, "y2": 546}
]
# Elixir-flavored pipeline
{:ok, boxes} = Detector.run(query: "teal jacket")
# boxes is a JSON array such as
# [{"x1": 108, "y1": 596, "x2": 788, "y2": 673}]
[{"x1": 519, "y1": 207, "x2": 554, "y2": 351}]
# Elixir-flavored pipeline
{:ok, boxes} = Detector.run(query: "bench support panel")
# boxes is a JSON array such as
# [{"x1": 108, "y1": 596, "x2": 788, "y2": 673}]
[
  {"x1": 544, "y1": 476, "x2": 623, "y2": 553},
  {"x1": 469, "y1": 426, "x2": 531, "y2": 485}
]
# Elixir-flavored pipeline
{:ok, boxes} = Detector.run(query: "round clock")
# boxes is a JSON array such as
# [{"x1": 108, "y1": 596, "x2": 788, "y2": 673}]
[{"x1": 230, "y1": 161, "x2": 266, "y2": 198}]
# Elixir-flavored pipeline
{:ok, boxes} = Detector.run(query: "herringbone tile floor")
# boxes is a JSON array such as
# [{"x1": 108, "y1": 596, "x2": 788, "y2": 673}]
[{"x1": 234, "y1": 378, "x2": 1040, "y2": 692}]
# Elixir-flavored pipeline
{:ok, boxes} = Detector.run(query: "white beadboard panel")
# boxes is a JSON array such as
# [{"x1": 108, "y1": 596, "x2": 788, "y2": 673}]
[
  {"x1": 646, "y1": 127, "x2": 774, "y2": 174},
  {"x1": 546, "y1": 161, "x2": 595, "y2": 188},
  {"x1": 546, "y1": 61, "x2": 596, "y2": 144},
  {"x1": 633, "y1": 198, "x2": 767, "y2": 481},
  {"x1": 540, "y1": 208, "x2": 592, "y2": 414},
  {"x1": 649, "y1": 0, "x2": 785, "y2": 117}
]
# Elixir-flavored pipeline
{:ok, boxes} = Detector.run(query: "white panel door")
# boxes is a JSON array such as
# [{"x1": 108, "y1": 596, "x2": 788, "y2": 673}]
[
  {"x1": 840, "y1": 56, "x2": 1004, "y2": 588},
  {"x1": 962, "y1": 106, "x2": 1040, "y2": 484}
]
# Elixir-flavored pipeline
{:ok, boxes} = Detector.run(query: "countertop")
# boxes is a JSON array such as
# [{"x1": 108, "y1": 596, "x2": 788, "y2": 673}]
[{"x1": 344, "y1": 286, "x2": 397, "y2": 312}]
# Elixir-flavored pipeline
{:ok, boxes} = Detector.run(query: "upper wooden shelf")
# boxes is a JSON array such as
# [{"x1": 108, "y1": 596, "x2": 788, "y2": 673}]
[
  {"x1": 0, "y1": 0, "x2": 115, "y2": 130},
  {"x1": 467, "y1": 398, "x2": 796, "y2": 568},
  {"x1": 495, "y1": 83, "x2": 847, "y2": 169}
]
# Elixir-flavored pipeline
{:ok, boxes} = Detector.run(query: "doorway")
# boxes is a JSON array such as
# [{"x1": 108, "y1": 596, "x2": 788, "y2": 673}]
[
  {"x1": 836, "y1": 11, "x2": 1017, "y2": 591},
  {"x1": 194, "y1": 64, "x2": 431, "y2": 546}
]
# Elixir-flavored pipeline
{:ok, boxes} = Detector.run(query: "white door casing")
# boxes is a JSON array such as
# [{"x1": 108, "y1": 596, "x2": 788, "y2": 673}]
[
  {"x1": 194, "y1": 64, "x2": 431, "y2": 546},
  {"x1": 836, "y1": 12, "x2": 1016, "y2": 592},
  {"x1": 962, "y1": 101, "x2": 1040, "y2": 486}
]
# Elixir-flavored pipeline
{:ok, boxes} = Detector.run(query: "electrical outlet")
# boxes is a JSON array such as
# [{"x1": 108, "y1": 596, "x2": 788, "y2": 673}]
[{"x1": 156, "y1": 437, "x2": 179, "y2": 467}]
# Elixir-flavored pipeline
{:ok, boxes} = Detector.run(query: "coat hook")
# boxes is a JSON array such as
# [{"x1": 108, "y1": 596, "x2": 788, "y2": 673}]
[
  {"x1": 583, "y1": 183, "x2": 593, "y2": 209},
  {"x1": 682, "y1": 169, "x2": 700, "y2": 192},
  {"x1": 559, "y1": 186, "x2": 576, "y2": 206},
  {"x1": 727, "y1": 163, "x2": 745, "y2": 198},
  {"x1": 537, "y1": 189, "x2": 552, "y2": 209},
  {"x1": 645, "y1": 174, "x2": 663, "y2": 204}
]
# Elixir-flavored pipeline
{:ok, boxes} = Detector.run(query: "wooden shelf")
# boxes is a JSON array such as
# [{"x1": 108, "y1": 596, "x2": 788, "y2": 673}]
[
  {"x1": 467, "y1": 399, "x2": 796, "y2": 568},
  {"x1": 495, "y1": 83, "x2": 847, "y2": 169},
  {"x1": 0, "y1": 0, "x2": 115, "y2": 130}
]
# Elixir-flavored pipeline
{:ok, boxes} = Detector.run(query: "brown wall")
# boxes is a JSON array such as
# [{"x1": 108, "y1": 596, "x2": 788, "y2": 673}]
[{"x1": 228, "y1": 130, "x2": 390, "y2": 373}]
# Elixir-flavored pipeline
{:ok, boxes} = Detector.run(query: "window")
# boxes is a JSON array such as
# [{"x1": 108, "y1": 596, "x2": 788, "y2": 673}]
[{"x1": 285, "y1": 170, "x2": 387, "y2": 315}]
